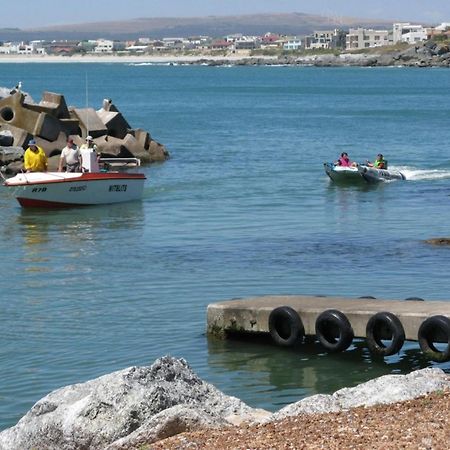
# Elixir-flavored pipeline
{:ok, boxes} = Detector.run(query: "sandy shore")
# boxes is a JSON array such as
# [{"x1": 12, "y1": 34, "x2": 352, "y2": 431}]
[{"x1": 0, "y1": 54, "x2": 272, "y2": 64}]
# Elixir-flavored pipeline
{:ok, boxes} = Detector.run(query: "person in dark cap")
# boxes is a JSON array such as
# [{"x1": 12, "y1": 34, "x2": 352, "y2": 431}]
[{"x1": 23, "y1": 138, "x2": 48, "y2": 172}]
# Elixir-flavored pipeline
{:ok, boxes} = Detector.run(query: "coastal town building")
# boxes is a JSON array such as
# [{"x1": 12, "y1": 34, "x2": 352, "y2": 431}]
[
  {"x1": 1, "y1": 20, "x2": 449, "y2": 59},
  {"x1": 94, "y1": 39, "x2": 114, "y2": 53},
  {"x1": 305, "y1": 29, "x2": 346, "y2": 50},
  {"x1": 346, "y1": 28, "x2": 390, "y2": 50},
  {"x1": 283, "y1": 38, "x2": 302, "y2": 51},
  {"x1": 0, "y1": 41, "x2": 46, "y2": 55},
  {"x1": 393, "y1": 23, "x2": 428, "y2": 44}
]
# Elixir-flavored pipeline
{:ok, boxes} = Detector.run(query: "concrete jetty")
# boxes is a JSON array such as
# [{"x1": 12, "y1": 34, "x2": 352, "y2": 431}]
[{"x1": 207, "y1": 295, "x2": 450, "y2": 361}]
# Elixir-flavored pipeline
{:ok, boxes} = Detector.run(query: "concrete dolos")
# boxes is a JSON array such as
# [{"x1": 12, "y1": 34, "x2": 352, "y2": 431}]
[{"x1": 0, "y1": 87, "x2": 169, "y2": 173}]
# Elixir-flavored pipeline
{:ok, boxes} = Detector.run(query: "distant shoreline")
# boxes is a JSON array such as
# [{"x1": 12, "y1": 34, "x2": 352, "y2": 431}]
[
  {"x1": 0, "y1": 45, "x2": 449, "y2": 68},
  {"x1": 0, "y1": 54, "x2": 272, "y2": 64}
]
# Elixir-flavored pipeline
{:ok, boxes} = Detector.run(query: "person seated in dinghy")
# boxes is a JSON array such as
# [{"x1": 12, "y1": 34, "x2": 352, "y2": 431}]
[
  {"x1": 366, "y1": 153, "x2": 387, "y2": 169},
  {"x1": 335, "y1": 152, "x2": 357, "y2": 167}
]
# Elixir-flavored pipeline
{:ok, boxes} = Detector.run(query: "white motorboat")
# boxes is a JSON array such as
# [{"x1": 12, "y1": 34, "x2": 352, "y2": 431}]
[{"x1": 3, "y1": 157, "x2": 146, "y2": 208}]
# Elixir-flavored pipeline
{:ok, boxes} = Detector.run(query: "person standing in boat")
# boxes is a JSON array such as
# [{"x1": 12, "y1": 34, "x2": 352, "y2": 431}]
[
  {"x1": 23, "y1": 139, "x2": 48, "y2": 172},
  {"x1": 367, "y1": 154, "x2": 387, "y2": 169},
  {"x1": 80, "y1": 136, "x2": 100, "y2": 173},
  {"x1": 80, "y1": 135, "x2": 98, "y2": 153},
  {"x1": 335, "y1": 152, "x2": 356, "y2": 167},
  {"x1": 58, "y1": 137, "x2": 81, "y2": 172}
]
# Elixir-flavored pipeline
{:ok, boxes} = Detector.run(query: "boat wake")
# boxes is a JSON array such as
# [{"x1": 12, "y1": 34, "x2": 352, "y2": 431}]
[{"x1": 395, "y1": 166, "x2": 450, "y2": 181}]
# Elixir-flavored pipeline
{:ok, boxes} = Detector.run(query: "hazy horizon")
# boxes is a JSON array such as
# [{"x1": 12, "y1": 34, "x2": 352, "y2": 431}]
[{"x1": 3, "y1": 0, "x2": 450, "y2": 29}]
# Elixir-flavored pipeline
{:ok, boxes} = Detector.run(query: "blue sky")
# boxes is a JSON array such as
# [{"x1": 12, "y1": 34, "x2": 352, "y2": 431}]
[{"x1": 5, "y1": 0, "x2": 450, "y2": 28}]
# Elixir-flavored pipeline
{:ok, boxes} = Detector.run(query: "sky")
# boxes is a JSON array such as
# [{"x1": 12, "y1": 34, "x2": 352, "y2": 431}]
[{"x1": 4, "y1": 0, "x2": 450, "y2": 28}]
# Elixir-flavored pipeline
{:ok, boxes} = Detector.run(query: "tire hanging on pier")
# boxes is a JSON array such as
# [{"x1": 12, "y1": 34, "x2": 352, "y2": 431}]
[
  {"x1": 315, "y1": 309, "x2": 354, "y2": 352},
  {"x1": 418, "y1": 315, "x2": 450, "y2": 362},
  {"x1": 268, "y1": 306, "x2": 304, "y2": 347},
  {"x1": 366, "y1": 312, "x2": 405, "y2": 356}
]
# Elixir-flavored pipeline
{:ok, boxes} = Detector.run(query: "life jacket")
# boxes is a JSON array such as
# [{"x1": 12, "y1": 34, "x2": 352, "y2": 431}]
[
  {"x1": 338, "y1": 156, "x2": 351, "y2": 167},
  {"x1": 374, "y1": 159, "x2": 387, "y2": 169}
]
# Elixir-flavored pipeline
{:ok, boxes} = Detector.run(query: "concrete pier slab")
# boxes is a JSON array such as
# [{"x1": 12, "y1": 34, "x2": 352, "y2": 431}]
[{"x1": 207, "y1": 295, "x2": 450, "y2": 341}]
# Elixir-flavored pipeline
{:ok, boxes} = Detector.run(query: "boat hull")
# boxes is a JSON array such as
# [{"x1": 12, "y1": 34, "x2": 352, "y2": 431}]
[
  {"x1": 357, "y1": 165, "x2": 405, "y2": 183},
  {"x1": 4, "y1": 172, "x2": 146, "y2": 208},
  {"x1": 324, "y1": 162, "x2": 363, "y2": 184}
]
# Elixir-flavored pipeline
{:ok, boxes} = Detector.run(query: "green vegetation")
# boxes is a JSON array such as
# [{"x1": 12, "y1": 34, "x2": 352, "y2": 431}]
[
  {"x1": 349, "y1": 42, "x2": 411, "y2": 55},
  {"x1": 251, "y1": 47, "x2": 341, "y2": 57},
  {"x1": 431, "y1": 34, "x2": 450, "y2": 45}
]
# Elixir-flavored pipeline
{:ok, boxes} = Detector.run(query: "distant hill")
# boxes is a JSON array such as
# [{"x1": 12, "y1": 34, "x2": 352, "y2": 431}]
[{"x1": 0, "y1": 13, "x2": 396, "y2": 41}]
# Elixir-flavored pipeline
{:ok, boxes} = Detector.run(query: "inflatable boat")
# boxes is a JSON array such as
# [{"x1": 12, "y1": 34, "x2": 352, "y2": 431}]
[
  {"x1": 323, "y1": 162, "x2": 364, "y2": 184},
  {"x1": 324, "y1": 162, "x2": 405, "y2": 184},
  {"x1": 357, "y1": 165, "x2": 406, "y2": 183}
]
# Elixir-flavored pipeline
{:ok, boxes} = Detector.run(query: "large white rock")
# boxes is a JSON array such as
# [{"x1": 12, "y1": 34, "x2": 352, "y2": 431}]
[
  {"x1": 0, "y1": 356, "x2": 267, "y2": 450},
  {"x1": 268, "y1": 367, "x2": 450, "y2": 421}
]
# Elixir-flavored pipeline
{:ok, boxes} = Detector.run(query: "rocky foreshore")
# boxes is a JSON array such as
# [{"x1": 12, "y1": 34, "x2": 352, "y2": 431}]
[
  {"x1": 1, "y1": 41, "x2": 449, "y2": 69},
  {"x1": 0, "y1": 356, "x2": 449, "y2": 449},
  {"x1": 201, "y1": 42, "x2": 450, "y2": 68}
]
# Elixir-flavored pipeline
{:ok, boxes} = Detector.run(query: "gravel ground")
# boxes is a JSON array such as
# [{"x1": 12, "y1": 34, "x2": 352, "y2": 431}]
[{"x1": 150, "y1": 390, "x2": 450, "y2": 449}]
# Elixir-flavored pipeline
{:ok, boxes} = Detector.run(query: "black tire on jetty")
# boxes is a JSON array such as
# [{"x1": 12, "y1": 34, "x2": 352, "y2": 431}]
[
  {"x1": 418, "y1": 315, "x2": 450, "y2": 362},
  {"x1": 366, "y1": 312, "x2": 405, "y2": 356},
  {"x1": 315, "y1": 309, "x2": 354, "y2": 353},
  {"x1": 268, "y1": 306, "x2": 304, "y2": 347}
]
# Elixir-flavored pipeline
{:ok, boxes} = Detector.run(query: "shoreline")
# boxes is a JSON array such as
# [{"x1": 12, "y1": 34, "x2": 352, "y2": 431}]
[
  {"x1": 0, "y1": 54, "x2": 274, "y2": 64},
  {"x1": 0, "y1": 49, "x2": 449, "y2": 67}
]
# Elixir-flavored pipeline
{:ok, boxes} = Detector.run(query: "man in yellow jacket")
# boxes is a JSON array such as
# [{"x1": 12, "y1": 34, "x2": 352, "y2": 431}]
[{"x1": 24, "y1": 139, "x2": 48, "y2": 172}]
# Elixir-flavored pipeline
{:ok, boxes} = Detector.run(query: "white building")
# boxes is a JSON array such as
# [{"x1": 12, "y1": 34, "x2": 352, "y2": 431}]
[
  {"x1": 393, "y1": 23, "x2": 428, "y2": 44},
  {"x1": 94, "y1": 39, "x2": 114, "y2": 53},
  {"x1": 283, "y1": 39, "x2": 302, "y2": 51},
  {"x1": 0, "y1": 41, "x2": 46, "y2": 55},
  {"x1": 346, "y1": 28, "x2": 390, "y2": 50},
  {"x1": 435, "y1": 22, "x2": 450, "y2": 31}
]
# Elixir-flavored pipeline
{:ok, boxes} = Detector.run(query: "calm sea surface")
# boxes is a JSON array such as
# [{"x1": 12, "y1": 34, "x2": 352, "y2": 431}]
[{"x1": 1, "y1": 63, "x2": 450, "y2": 430}]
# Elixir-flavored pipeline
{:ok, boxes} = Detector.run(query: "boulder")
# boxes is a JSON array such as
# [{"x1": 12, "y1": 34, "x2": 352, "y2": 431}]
[
  {"x1": 0, "y1": 146, "x2": 24, "y2": 164},
  {"x1": 0, "y1": 356, "x2": 266, "y2": 450},
  {"x1": 267, "y1": 368, "x2": 450, "y2": 421},
  {"x1": 425, "y1": 237, "x2": 450, "y2": 246},
  {"x1": 146, "y1": 139, "x2": 170, "y2": 162}
]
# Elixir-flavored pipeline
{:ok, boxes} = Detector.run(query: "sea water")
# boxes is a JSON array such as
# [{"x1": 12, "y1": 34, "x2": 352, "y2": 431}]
[{"x1": 1, "y1": 64, "x2": 450, "y2": 430}]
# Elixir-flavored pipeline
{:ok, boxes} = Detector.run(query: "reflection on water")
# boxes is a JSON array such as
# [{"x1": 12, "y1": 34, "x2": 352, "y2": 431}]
[
  {"x1": 207, "y1": 336, "x2": 449, "y2": 411},
  {"x1": 10, "y1": 202, "x2": 145, "y2": 288}
]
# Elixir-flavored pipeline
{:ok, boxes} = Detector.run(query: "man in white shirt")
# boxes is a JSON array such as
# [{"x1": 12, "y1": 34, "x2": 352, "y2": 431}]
[{"x1": 59, "y1": 137, "x2": 81, "y2": 172}]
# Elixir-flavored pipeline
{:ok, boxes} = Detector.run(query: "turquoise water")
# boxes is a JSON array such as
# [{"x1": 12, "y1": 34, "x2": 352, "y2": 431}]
[{"x1": 1, "y1": 64, "x2": 450, "y2": 430}]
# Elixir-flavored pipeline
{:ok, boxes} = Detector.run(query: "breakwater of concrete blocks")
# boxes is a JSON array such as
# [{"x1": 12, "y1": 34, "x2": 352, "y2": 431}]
[{"x1": 0, "y1": 86, "x2": 169, "y2": 173}]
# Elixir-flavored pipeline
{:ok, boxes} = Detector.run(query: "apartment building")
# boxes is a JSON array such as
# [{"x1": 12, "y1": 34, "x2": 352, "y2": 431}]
[
  {"x1": 393, "y1": 23, "x2": 428, "y2": 44},
  {"x1": 305, "y1": 29, "x2": 346, "y2": 50},
  {"x1": 346, "y1": 28, "x2": 390, "y2": 50}
]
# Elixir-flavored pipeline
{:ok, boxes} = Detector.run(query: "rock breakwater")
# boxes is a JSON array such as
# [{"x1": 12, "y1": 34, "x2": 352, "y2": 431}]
[{"x1": 0, "y1": 356, "x2": 448, "y2": 449}]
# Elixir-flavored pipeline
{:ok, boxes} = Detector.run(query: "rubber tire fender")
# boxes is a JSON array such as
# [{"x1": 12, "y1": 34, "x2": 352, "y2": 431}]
[
  {"x1": 366, "y1": 312, "x2": 405, "y2": 356},
  {"x1": 418, "y1": 315, "x2": 450, "y2": 362},
  {"x1": 315, "y1": 309, "x2": 354, "y2": 352},
  {"x1": 268, "y1": 306, "x2": 304, "y2": 347}
]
